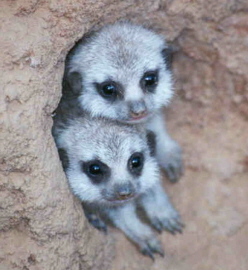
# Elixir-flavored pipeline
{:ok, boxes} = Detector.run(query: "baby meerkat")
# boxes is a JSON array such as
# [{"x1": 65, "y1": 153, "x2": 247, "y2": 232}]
[
  {"x1": 52, "y1": 108, "x2": 183, "y2": 259},
  {"x1": 63, "y1": 21, "x2": 183, "y2": 183}
]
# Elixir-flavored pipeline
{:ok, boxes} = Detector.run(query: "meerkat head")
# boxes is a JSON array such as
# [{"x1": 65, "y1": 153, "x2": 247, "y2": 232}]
[
  {"x1": 65, "y1": 22, "x2": 173, "y2": 124},
  {"x1": 53, "y1": 114, "x2": 160, "y2": 205}
]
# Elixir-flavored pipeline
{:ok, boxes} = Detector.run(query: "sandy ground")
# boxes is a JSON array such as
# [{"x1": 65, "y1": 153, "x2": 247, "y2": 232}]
[
  {"x1": 1, "y1": 1, "x2": 248, "y2": 269},
  {"x1": 109, "y1": 99, "x2": 248, "y2": 270}
]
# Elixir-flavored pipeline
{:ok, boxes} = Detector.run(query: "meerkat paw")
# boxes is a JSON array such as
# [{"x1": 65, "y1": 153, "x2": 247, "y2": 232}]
[
  {"x1": 138, "y1": 183, "x2": 184, "y2": 234},
  {"x1": 106, "y1": 203, "x2": 164, "y2": 260},
  {"x1": 159, "y1": 142, "x2": 184, "y2": 183},
  {"x1": 82, "y1": 204, "x2": 108, "y2": 233},
  {"x1": 84, "y1": 211, "x2": 108, "y2": 233},
  {"x1": 139, "y1": 237, "x2": 164, "y2": 260},
  {"x1": 150, "y1": 208, "x2": 184, "y2": 235}
]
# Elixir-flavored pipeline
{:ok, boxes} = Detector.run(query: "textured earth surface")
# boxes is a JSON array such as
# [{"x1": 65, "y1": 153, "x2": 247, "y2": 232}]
[{"x1": 1, "y1": 0, "x2": 248, "y2": 269}]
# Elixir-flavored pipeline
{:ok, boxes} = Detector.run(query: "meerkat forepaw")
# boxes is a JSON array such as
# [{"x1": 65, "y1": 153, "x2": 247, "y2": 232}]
[
  {"x1": 140, "y1": 238, "x2": 164, "y2": 260},
  {"x1": 160, "y1": 143, "x2": 184, "y2": 183},
  {"x1": 163, "y1": 160, "x2": 184, "y2": 183},
  {"x1": 84, "y1": 212, "x2": 108, "y2": 233},
  {"x1": 161, "y1": 216, "x2": 184, "y2": 235},
  {"x1": 151, "y1": 211, "x2": 184, "y2": 235}
]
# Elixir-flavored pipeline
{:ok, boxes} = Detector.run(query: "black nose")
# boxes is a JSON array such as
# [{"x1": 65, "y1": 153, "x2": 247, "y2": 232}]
[
  {"x1": 115, "y1": 183, "x2": 135, "y2": 200},
  {"x1": 128, "y1": 100, "x2": 147, "y2": 118}
]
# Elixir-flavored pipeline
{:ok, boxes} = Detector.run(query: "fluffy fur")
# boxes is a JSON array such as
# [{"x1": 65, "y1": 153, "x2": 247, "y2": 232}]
[
  {"x1": 63, "y1": 21, "x2": 183, "y2": 182},
  {"x1": 52, "y1": 110, "x2": 183, "y2": 258},
  {"x1": 53, "y1": 112, "x2": 159, "y2": 204},
  {"x1": 52, "y1": 21, "x2": 184, "y2": 258}
]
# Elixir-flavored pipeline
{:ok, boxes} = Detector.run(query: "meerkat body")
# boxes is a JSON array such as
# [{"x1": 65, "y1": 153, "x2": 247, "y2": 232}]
[
  {"x1": 63, "y1": 22, "x2": 183, "y2": 182},
  {"x1": 52, "y1": 108, "x2": 183, "y2": 258}
]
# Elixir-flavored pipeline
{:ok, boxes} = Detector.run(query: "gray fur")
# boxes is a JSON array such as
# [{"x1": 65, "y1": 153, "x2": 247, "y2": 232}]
[
  {"x1": 53, "y1": 110, "x2": 159, "y2": 205},
  {"x1": 52, "y1": 22, "x2": 184, "y2": 257},
  {"x1": 52, "y1": 111, "x2": 183, "y2": 258},
  {"x1": 64, "y1": 21, "x2": 183, "y2": 182}
]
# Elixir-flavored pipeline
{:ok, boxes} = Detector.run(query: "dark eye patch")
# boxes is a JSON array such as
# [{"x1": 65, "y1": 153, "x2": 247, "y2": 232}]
[
  {"x1": 95, "y1": 80, "x2": 124, "y2": 101},
  {"x1": 140, "y1": 70, "x2": 159, "y2": 93},
  {"x1": 128, "y1": 152, "x2": 144, "y2": 176},
  {"x1": 82, "y1": 160, "x2": 110, "y2": 184}
]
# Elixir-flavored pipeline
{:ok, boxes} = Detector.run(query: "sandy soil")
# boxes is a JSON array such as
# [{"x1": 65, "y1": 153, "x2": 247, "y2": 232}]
[{"x1": 1, "y1": 0, "x2": 248, "y2": 269}]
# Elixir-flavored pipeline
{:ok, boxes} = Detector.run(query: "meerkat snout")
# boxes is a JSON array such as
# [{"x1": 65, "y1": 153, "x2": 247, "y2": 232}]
[
  {"x1": 128, "y1": 100, "x2": 148, "y2": 119},
  {"x1": 115, "y1": 182, "x2": 135, "y2": 200}
]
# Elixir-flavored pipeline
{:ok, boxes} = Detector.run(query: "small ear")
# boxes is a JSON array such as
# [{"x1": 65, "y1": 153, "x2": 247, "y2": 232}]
[
  {"x1": 65, "y1": 71, "x2": 83, "y2": 96},
  {"x1": 58, "y1": 148, "x2": 70, "y2": 170},
  {"x1": 146, "y1": 131, "x2": 156, "y2": 157},
  {"x1": 161, "y1": 45, "x2": 177, "y2": 70}
]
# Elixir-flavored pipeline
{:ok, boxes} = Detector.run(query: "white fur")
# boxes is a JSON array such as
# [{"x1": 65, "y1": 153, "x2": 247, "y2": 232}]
[
  {"x1": 65, "y1": 22, "x2": 182, "y2": 182},
  {"x1": 106, "y1": 202, "x2": 162, "y2": 253},
  {"x1": 53, "y1": 110, "x2": 183, "y2": 256},
  {"x1": 54, "y1": 114, "x2": 159, "y2": 204},
  {"x1": 138, "y1": 181, "x2": 181, "y2": 228},
  {"x1": 68, "y1": 22, "x2": 173, "y2": 121},
  {"x1": 53, "y1": 22, "x2": 184, "y2": 256}
]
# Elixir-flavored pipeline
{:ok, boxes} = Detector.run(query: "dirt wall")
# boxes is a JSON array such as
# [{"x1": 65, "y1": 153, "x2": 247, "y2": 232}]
[{"x1": 1, "y1": 1, "x2": 248, "y2": 269}]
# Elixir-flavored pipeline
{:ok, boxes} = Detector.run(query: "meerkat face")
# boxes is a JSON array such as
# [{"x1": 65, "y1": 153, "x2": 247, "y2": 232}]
[
  {"x1": 54, "y1": 116, "x2": 160, "y2": 205},
  {"x1": 67, "y1": 22, "x2": 173, "y2": 123}
]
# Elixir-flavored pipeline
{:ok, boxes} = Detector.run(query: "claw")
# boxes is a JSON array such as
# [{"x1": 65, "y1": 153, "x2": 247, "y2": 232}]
[
  {"x1": 165, "y1": 228, "x2": 176, "y2": 235},
  {"x1": 173, "y1": 225, "x2": 183, "y2": 234},
  {"x1": 141, "y1": 247, "x2": 155, "y2": 261},
  {"x1": 152, "y1": 218, "x2": 163, "y2": 233},
  {"x1": 172, "y1": 221, "x2": 184, "y2": 234},
  {"x1": 157, "y1": 249, "x2": 165, "y2": 257},
  {"x1": 149, "y1": 244, "x2": 165, "y2": 257},
  {"x1": 140, "y1": 239, "x2": 164, "y2": 260},
  {"x1": 162, "y1": 220, "x2": 177, "y2": 235}
]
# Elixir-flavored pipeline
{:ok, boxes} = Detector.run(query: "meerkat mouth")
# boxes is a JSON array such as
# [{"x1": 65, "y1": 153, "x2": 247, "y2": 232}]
[
  {"x1": 106, "y1": 195, "x2": 137, "y2": 204},
  {"x1": 124, "y1": 114, "x2": 149, "y2": 124}
]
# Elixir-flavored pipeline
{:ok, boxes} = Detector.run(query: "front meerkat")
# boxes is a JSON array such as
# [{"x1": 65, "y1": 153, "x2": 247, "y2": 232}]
[
  {"x1": 52, "y1": 109, "x2": 183, "y2": 259},
  {"x1": 63, "y1": 21, "x2": 183, "y2": 183}
]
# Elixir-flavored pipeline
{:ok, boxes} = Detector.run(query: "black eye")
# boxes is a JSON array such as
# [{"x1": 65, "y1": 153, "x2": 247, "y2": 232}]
[
  {"x1": 82, "y1": 160, "x2": 110, "y2": 184},
  {"x1": 102, "y1": 84, "x2": 116, "y2": 97},
  {"x1": 144, "y1": 74, "x2": 157, "y2": 86},
  {"x1": 131, "y1": 156, "x2": 142, "y2": 168},
  {"x1": 128, "y1": 152, "x2": 144, "y2": 176},
  {"x1": 140, "y1": 70, "x2": 158, "y2": 93},
  {"x1": 88, "y1": 164, "x2": 102, "y2": 176},
  {"x1": 95, "y1": 81, "x2": 120, "y2": 100}
]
